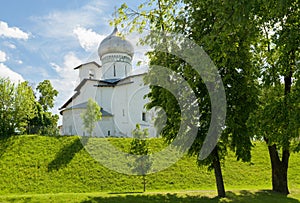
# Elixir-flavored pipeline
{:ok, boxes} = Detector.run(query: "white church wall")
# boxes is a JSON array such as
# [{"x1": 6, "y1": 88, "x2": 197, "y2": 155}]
[
  {"x1": 111, "y1": 75, "x2": 157, "y2": 137},
  {"x1": 95, "y1": 86, "x2": 114, "y2": 113},
  {"x1": 62, "y1": 109, "x2": 83, "y2": 135},
  {"x1": 73, "y1": 81, "x2": 99, "y2": 106},
  {"x1": 97, "y1": 117, "x2": 114, "y2": 137},
  {"x1": 111, "y1": 83, "x2": 129, "y2": 136},
  {"x1": 62, "y1": 108, "x2": 115, "y2": 137}
]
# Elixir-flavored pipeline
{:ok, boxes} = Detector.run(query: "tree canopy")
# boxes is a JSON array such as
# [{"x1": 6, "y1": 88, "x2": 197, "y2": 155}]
[{"x1": 0, "y1": 78, "x2": 59, "y2": 137}]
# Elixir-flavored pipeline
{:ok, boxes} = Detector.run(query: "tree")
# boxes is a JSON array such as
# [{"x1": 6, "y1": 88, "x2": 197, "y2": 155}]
[
  {"x1": 27, "y1": 80, "x2": 59, "y2": 135},
  {"x1": 81, "y1": 98, "x2": 102, "y2": 137},
  {"x1": 247, "y1": 0, "x2": 300, "y2": 194},
  {"x1": 14, "y1": 81, "x2": 37, "y2": 134},
  {"x1": 0, "y1": 78, "x2": 36, "y2": 136},
  {"x1": 36, "y1": 80, "x2": 58, "y2": 112},
  {"x1": 114, "y1": 0, "x2": 259, "y2": 197},
  {"x1": 129, "y1": 124, "x2": 152, "y2": 192}
]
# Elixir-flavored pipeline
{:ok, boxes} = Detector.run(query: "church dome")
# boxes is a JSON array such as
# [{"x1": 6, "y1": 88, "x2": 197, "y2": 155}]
[{"x1": 98, "y1": 27, "x2": 134, "y2": 59}]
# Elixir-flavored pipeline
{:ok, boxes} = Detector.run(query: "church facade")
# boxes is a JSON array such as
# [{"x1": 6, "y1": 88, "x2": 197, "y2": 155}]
[{"x1": 59, "y1": 28, "x2": 157, "y2": 137}]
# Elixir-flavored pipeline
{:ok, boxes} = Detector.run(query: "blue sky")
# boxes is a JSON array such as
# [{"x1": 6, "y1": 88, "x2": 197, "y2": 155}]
[{"x1": 0, "y1": 0, "x2": 143, "y2": 121}]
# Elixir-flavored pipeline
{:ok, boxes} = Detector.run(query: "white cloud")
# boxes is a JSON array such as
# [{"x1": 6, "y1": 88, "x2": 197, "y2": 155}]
[
  {"x1": 0, "y1": 50, "x2": 7, "y2": 62},
  {"x1": 73, "y1": 26, "x2": 106, "y2": 52},
  {"x1": 50, "y1": 52, "x2": 82, "y2": 116},
  {"x1": 0, "y1": 21, "x2": 29, "y2": 40},
  {"x1": 30, "y1": 1, "x2": 108, "y2": 39},
  {"x1": 0, "y1": 63, "x2": 24, "y2": 83},
  {"x1": 3, "y1": 42, "x2": 16, "y2": 49}
]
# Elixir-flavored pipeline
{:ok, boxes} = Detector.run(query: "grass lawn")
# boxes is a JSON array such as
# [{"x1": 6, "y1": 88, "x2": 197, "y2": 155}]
[{"x1": 0, "y1": 135, "x2": 299, "y2": 202}]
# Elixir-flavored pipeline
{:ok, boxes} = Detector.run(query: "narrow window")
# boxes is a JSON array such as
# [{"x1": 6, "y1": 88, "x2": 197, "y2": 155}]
[
  {"x1": 125, "y1": 66, "x2": 127, "y2": 76},
  {"x1": 122, "y1": 109, "x2": 125, "y2": 116},
  {"x1": 89, "y1": 69, "x2": 94, "y2": 79},
  {"x1": 108, "y1": 130, "x2": 111, "y2": 136},
  {"x1": 142, "y1": 112, "x2": 146, "y2": 122},
  {"x1": 113, "y1": 65, "x2": 116, "y2": 77}
]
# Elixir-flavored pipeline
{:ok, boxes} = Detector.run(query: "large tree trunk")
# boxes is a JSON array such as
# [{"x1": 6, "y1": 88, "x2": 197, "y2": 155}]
[
  {"x1": 212, "y1": 147, "x2": 226, "y2": 197},
  {"x1": 267, "y1": 144, "x2": 290, "y2": 195},
  {"x1": 267, "y1": 50, "x2": 293, "y2": 195}
]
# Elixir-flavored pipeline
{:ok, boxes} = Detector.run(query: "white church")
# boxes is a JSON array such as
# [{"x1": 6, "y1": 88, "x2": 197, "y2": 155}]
[{"x1": 59, "y1": 28, "x2": 157, "y2": 137}]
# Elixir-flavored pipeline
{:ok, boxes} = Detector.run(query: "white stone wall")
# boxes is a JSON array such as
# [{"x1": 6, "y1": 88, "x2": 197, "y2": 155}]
[{"x1": 111, "y1": 75, "x2": 156, "y2": 137}]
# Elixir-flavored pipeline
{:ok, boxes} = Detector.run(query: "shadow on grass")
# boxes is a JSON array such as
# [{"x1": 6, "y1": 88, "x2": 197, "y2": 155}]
[
  {"x1": 108, "y1": 192, "x2": 143, "y2": 195},
  {"x1": 81, "y1": 190, "x2": 300, "y2": 203},
  {"x1": 48, "y1": 137, "x2": 84, "y2": 171},
  {"x1": 225, "y1": 190, "x2": 300, "y2": 202}
]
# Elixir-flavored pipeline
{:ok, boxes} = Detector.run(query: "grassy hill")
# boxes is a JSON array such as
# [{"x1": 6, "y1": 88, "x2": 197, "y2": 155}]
[{"x1": 0, "y1": 135, "x2": 299, "y2": 200}]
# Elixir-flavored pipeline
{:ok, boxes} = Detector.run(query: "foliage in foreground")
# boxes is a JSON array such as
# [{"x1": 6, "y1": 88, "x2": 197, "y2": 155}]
[{"x1": 114, "y1": 0, "x2": 300, "y2": 196}]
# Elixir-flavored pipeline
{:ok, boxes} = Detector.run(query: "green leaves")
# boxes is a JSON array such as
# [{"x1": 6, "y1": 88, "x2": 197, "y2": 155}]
[
  {"x1": 80, "y1": 98, "x2": 102, "y2": 137},
  {"x1": 0, "y1": 78, "x2": 36, "y2": 136},
  {"x1": 36, "y1": 80, "x2": 58, "y2": 112}
]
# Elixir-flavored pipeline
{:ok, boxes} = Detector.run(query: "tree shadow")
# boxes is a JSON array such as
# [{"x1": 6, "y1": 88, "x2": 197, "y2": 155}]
[
  {"x1": 81, "y1": 193, "x2": 217, "y2": 203},
  {"x1": 47, "y1": 137, "x2": 84, "y2": 171},
  {"x1": 80, "y1": 190, "x2": 300, "y2": 203},
  {"x1": 108, "y1": 192, "x2": 143, "y2": 195},
  {"x1": 226, "y1": 190, "x2": 300, "y2": 203}
]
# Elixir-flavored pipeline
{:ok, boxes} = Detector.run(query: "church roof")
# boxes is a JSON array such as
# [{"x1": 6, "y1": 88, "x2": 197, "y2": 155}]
[
  {"x1": 101, "y1": 78, "x2": 122, "y2": 84},
  {"x1": 74, "y1": 61, "x2": 101, "y2": 70},
  {"x1": 64, "y1": 102, "x2": 113, "y2": 117},
  {"x1": 98, "y1": 27, "x2": 134, "y2": 58}
]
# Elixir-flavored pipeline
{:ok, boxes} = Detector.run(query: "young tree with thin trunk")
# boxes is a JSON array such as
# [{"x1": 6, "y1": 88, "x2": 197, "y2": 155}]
[
  {"x1": 81, "y1": 98, "x2": 102, "y2": 137},
  {"x1": 129, "y1": 124, "x2": 151, "y2": 192}
]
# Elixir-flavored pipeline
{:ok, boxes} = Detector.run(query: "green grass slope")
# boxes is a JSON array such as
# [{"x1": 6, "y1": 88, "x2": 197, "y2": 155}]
[{"x1": 0, "y1": 135, "x2": 299, "y2": 196}]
